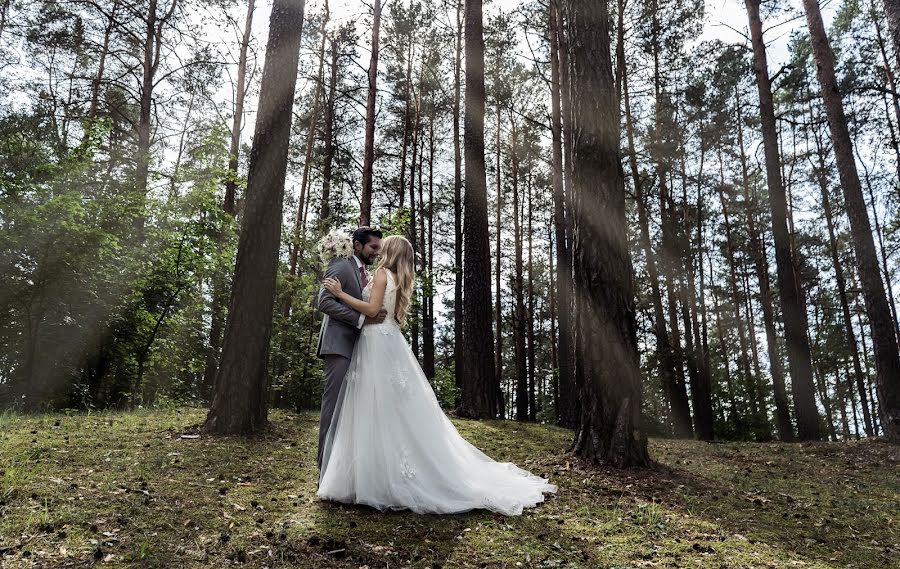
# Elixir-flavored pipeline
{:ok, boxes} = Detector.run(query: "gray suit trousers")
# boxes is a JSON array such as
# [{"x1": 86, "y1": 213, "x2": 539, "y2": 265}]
[{"x1": 318, "y1": 354, "x2": 351, "y2": 469}]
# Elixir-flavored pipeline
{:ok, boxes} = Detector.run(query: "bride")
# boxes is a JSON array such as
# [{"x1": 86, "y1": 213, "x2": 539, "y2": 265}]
[{"x1": 318, "y1": 235, "x2": 557, "y2": 515}]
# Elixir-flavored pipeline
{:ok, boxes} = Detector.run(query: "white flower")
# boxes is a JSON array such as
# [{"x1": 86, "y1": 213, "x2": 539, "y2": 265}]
[{"x1": 318, "y1": 228, "x2": 354, "y2": 264}]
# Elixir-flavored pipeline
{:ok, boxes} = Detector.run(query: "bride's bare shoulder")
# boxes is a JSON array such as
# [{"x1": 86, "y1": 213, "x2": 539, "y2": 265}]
[
  {"x1": 374, "y1": 266, "x2": 395, "y2": 279},
  {"x1": 372, "y1": 266, "x2": 390, "y2": 284}
]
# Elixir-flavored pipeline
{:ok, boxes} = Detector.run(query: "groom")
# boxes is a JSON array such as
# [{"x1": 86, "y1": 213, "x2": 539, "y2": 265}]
[{"x1": 315, "y1": 227, "x2": 386, "y2": 470}]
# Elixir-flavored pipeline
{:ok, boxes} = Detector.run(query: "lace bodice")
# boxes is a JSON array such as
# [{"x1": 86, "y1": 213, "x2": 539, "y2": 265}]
[{"x1": 363, "y1": 268, "x2": 397, "y2": 323}]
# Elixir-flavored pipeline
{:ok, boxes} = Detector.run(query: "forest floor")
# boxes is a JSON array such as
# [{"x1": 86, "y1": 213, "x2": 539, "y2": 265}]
[{"x1": 0, "y1": 408, "x2": 897, "y2": 569}]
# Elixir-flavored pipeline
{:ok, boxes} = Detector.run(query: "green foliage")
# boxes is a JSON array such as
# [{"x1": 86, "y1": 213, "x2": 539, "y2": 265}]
[
  {"x1": 429, "y1": 366, "x2": 460, "y2": 410},
  {"x1": 376, "y1": 207, "x2": 411, "y2": 238}
]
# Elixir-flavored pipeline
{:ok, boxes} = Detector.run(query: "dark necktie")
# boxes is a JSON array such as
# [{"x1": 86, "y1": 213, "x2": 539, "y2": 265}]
[{"x1": 359, "y1": 265, "x2": 368, "y2": 288}]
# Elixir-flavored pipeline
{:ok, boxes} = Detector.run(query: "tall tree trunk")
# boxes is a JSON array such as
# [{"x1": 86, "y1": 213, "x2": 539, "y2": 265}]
[
  {"x1": 855, "y1": 292, "x2": 881, "y2": 434},
  {"x1": 359, "y1": 0, "x2": 382, "y2": 226},
  {"x1": 690, "y1": 176, "x2": 715, "y2": 440},
  {"x1": 88, "y1": 0, "x2": 118, "y2": 120},
  {"x1": 527, "y1": 169, "x2": 537, "y2": 421},
  {"x1": 736, "y1": 90, "x2": 793, "y2": 440},
  {"x1": 397, "y1": 38, "x2": 414, "y2": 210},
  {"x1": 873, "y1": 11, "x2": 900, "y2": 191},
  {"x1": 203, "y1": 0, "x2": 306, "y2": 435},
  {"x1": 225, "y1": 0, "x2": 254, "y2": 217},
  {"x1": 290, "y1": 0, "x2": 329, "y2": 275},
  {"x1": 549, "y1": 224, "x2": 559, "y2": 420},
  {"x1": 459, "y1": 0, "x2": 496, "y2": 419},
  {"x1": 860, "y1": 163, "x2": 900, "y2": 346},
  {"x1": 415, "y1": 107, "x2": 427, "y2": 360},
  {"x1": 494, "y1": 108, "x2": 504, "y2": 401},
  {"x1": 883, "y1": 0, "x2": 900, "y2": 75},
  {"x1": 646, "y1": 7, "x2": 692, "y2": 438},
  {"x1": 746, "y1": 0, "x2": 822, "y2": 440},
  {"x1": 452, "y1": 0, "x2": 464, "y2": 404},
  {"x1": 557, "y1": 0, "x2": 579, "y2": 428},
  {"x1": 622, "y1": 48, "x2": 687, "y2": 437},
  {"x1": 811, "y1": 299, "x2": 838, "y2": 441},
  {"x1": 204, "y1": 0, "x2": 255, "y2": 398},
  {"x1": 550, "y1": 0, "x2": 576, "y2": 428},
  {"x1": 133, "y1": 0, "x2": 181, "y2": 238},
  {"x1": 511, "y1": 116, "x2": 528, "y2": 422},
  {"x1": 809, "y1": 119, "x2": 874, "y2": 436},
  {"x1": 408, "y1": 81, "x2": 422, "y2": 359},
  {"x1": 319, "y1": 34, "x2": 339, "y2": 226},
  {"x1": 568, "y1": 0, "x2": 649, "y2": 466},
  {"x1": 424, "y1": 114, "x2": 436, "y2": 380},
  {"x1": 803, "y1": 0, "x2": 900, "y2": 442},
  {"x1": 716, "y1": 156, "x2": 760, "y2": 437}
]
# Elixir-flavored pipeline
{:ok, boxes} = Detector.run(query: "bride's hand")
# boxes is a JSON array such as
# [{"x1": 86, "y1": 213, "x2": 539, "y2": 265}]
[{"x1": 323, "y1": 277, "x2": 343, "y2": 296}]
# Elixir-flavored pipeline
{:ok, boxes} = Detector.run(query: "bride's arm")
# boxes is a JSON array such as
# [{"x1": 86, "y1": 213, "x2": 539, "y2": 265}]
[{"x1": 323, "y1": 268, "x2": 387, "y2": 318}]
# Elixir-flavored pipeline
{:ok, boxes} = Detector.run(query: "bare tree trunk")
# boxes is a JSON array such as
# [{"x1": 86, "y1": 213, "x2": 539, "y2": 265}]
[
  {"x1": 803, "y1": 0, "x2": 900, "y2": 442},
  {"x1": 746, "y1": 0, "x2": 822, "y2": 440},
  {"x1": 860, "y1": 162, "x2": 900, "y2": 347},
  {"x1": 204, "y1": 0, "x2": 255, "y2": 398},
  {"x1": 511, "y1": 116, "x2": 528, "y2": 422},
  {"x1": 568, "y1": 0, "x2": 649, "y2": 466},
  {"x1": 134, "y1": 0, "x2": 171, "y2": 237},
  {"x1": 527, "y1": 169, "x2": 537, "y2": 421},
  {"x1": 289, "y1": 0, "x2": 328, "y2": 275},
  {"x1": 557, "y1": 0, "x2": 579, "y2": 428},
  {"x1": 873, "y1": 12, "x2": 900, "y2": 191},
  {"x1": 549, "y1": 224, "x2": 559, "y2": 420},
  {"x1": 711, "y1": 251, "x2": 741, "y2": 428},
  {"x1": 812, "y1": 299, "x2": 838, "y2": 441},
  {"x1": 452, "y1": 0, "x2": 464, "y2": 404},
  {"x1": 408, "y1": 79, "x2": 422, "y2": 359},
  {"x1": 226, "y1": 0, "x2": 255, "y2": 216},
  {"x1": 398, "y1": 38, "x2": 414, "y2": 209},
  {"x1": 459, "y1": 0, "x2": 497, "y2": 419},
  {"x1": 424, "y1": 114, "x2": 436, "y2": 380},
  {"x1": 809, "y1": 118, "x2": 874, "y2": 436},
  {"x1": 736, "y1": 91, "x2": 793, "y2": 440},
  {"x1": 550, "y1": 0, "x2": 576, "y2": 428},
  {"x1": 494, "y1": 108, "x2": 504, "y2": 400},
  {"x1": 648, "y1": 9, "x2": 692, "y2": 438},
  {"x1": 856, "y1": 292, "x2": 881, "y2": 434},
  {"x1": 319, "y1": 34, "x2": 339, "y2": 226},
  {"x1": 620, "y1": 27, "x2": 685, "y2": 438},
  {"x1": 690, "y1": 178, "x2": 715, "y2": 440},
  {"x1": 883, "y1": 0, "x2": 900, "y2": 76},
  {"x1": 203, "y1": 0, "x2": 306, "y2": 435},
  {"x1": 88, "y1": 0, "x2": 119, "y2": 120},
  {"x1": 676, "y1": 157, "x2": 705, "y2": 439},
  {"x1": 716, "y1": 154, "x2": 760, "y2": 436},
  {"x1": 359, "y1": 0, "x2": 382, "y2": 226}
]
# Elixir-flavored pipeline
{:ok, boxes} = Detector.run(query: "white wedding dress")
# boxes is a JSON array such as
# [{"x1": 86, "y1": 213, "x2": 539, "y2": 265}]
[{"x1": 317, "y1": 269, "x2": 557, "y2": 515}]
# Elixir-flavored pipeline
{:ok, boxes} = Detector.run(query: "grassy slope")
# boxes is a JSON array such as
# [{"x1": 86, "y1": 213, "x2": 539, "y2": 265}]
[{"x1": 0, "y1": 407, "x2": 897, "y2": 568}]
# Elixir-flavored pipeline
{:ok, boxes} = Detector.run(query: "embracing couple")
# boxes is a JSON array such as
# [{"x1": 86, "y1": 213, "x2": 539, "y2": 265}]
[{"x1": 314, "y1": 227, "x2": 557, "y2": 515}]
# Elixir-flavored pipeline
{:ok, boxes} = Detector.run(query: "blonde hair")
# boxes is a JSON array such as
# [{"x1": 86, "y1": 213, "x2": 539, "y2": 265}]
[{"x1": 375, "y1": 235, "x2": 415, "y2": 326}]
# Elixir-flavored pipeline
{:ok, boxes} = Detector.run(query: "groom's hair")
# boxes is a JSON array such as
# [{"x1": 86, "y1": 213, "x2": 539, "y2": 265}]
[{"x1": 352, "y1": 227, "x2": 383, "y2": 246}]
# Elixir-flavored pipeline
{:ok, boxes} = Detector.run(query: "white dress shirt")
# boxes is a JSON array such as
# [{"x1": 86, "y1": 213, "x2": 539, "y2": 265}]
[{"x1": 352, "y1": 255, "x2": 366, "y2": 329}]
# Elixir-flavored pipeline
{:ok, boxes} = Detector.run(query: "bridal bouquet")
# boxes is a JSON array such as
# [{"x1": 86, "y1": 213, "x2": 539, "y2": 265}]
[{"x1": 317, "y1": 228, "x2": 354, "y2": 264}]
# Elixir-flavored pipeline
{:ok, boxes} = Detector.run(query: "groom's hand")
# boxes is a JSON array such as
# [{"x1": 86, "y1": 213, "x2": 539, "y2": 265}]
[{"x1": 365, "y1": 309, "x2": 388, "y2": 325}]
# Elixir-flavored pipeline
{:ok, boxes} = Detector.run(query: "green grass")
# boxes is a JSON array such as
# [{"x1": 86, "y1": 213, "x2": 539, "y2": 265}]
[{"x1": 0, "y1": 407, "x2": 897, "y2": 568}]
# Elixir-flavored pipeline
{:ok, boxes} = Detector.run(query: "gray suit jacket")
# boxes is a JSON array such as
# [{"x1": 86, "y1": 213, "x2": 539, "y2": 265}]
[{"x1": 316, "y1": 256, "x2": 365, "y2": 359}]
